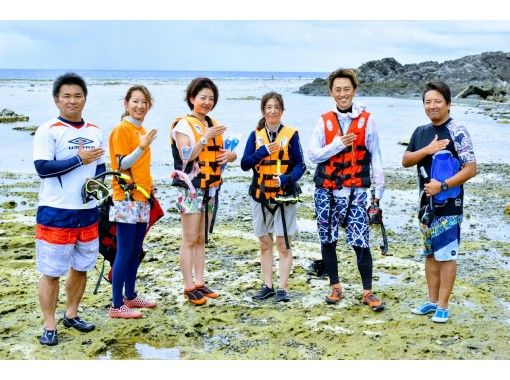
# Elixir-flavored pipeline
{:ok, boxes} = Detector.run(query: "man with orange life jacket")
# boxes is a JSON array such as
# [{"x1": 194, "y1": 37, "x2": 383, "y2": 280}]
[
  {"x1": 241, "y1": 92, "x2": 305, "y2": 303},
  {"x1": 307, "y1": 69, "x2": 385, "y2": 311},
  {"x1": 170, "y1": 77, "x2": 236, "y2": 306}
]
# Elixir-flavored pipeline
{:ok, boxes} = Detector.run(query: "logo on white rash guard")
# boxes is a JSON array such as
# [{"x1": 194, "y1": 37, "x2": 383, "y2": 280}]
[{"x1": 68, "y1": 137, "x2": 95, "y2": 149}]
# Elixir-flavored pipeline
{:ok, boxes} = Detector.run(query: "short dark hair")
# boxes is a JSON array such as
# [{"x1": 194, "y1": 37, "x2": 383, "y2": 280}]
[
  {"x1": 185, "y1": 77, "x2": 218, "y2": 110},
  {"x1": 327, "y1": 68, "x2": 359, "y2": 91},
  {"x1": 422, "y1": 81, "x2": 451, "y2": 104},
  {"x1": 52, "y1": 72, "x2": 88, "y2": 98}
]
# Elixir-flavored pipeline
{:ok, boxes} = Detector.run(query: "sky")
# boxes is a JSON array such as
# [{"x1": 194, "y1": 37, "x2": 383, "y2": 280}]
[
  {"x1": 1, "y1": 20, "x2": 510, "y2": 72},
  {"x1": 1, "y1": 1, "x2": 509, "y2": 73}
]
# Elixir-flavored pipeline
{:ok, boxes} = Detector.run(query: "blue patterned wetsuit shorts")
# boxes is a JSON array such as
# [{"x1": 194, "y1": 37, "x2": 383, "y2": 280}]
[
  {"x1": 314, "y1": 187, "x2": 369, "y2": 247},
  {"x1": 420, "y1": 215, "x2": 462, "y2": 261}
]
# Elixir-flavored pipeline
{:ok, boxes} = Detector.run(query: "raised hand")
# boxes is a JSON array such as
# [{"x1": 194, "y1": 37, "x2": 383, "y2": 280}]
[
  {"x1": 339, "y1": 133, "x2": 356, "y2": 146},
  {"x1": 77, "y1": 141, "x2": 104, "y2": 164},
  {"x1": 426, "y1": 134, "x2": 449, "y2": 155},
  {"x1": 203, "y1": 125, "x2": 227, "y2": 140},
  {"x1": 266, "y1": 141, "x2": 280, "y2": 154},
  {"x1": 139, "y1": 128, "x2": 158, "y2": 150},
  {"x1": 217, "y1": 149, "x2": 237, "y2": 165}
]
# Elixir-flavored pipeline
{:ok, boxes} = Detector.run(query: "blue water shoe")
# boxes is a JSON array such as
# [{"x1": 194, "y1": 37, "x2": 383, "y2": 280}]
[
  {"x1": 63, "y1": 311, "x2": 95, "y2": 332},
  {"x1": 411, "y1": 301, "x2": 437, "y2": 315},
  {"x1": 39, "y1": 329, "x2": 58, "y2": 346},
  {"x1": 431, "y1": 307, "x2": 449, "y2": 323}
]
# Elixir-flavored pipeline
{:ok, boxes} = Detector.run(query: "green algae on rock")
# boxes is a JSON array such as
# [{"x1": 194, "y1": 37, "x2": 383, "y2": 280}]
[{"x1": 0, "y1": 168, "x2": 509, "y2": 360}]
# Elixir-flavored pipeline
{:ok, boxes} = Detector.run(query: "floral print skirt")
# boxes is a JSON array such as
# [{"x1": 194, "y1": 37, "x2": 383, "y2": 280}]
[{"x1": 109, "y1": 200, "x2": 150, "y2": 224}]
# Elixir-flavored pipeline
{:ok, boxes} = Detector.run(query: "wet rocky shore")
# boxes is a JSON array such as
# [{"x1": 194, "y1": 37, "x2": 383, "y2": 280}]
[
  {"x1": 0, "y1": 162, "x2": 509, "y2": 360},
  {"x1": 297, "y1": 51, "x2": 510, "y2": 123}
]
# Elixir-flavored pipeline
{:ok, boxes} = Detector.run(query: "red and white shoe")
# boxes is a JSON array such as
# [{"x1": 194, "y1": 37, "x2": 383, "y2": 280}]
[
  {"x1": 108, "y1": 305, "x2": 143, "y2": 319},
  {"x1": 124, "y1": 296, "x2": 157, "y2": 309}
]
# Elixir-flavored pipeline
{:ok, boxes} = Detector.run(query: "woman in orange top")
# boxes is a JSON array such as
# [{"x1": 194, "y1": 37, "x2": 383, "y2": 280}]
[
  {"x1": 170, "y1": 77, "x2": 237, "y2": 305},
  {"x1": 108, "y1": 85, "x2": 158, "y2": 319}
]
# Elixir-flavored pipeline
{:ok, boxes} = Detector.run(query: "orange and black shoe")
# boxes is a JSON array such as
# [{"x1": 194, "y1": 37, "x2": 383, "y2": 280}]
[
  {"x1": 184, "y1": 288, "x2": 207, "y2": 306},
  {"x1": 325, "y1": 287, "x2": 343, "y2": 304},
  {"x1": 362, "y1": 291, "x2": 385, "y2": 312},
  {"x1": 195, "y1": 284, "x2": 219, "y2": 299}
]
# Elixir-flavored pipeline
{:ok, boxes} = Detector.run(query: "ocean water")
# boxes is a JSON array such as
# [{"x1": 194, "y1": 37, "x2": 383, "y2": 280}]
[{"x1": 1, "y1": 69, "x2": 509, "y2": 179}]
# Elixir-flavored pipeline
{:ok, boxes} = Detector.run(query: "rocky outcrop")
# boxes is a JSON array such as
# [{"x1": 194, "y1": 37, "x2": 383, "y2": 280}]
[
  {"x1": 298, "y1": 51, "x2": 510, "y2": 101},
  {"x1": 456, "y1": 85, "x2": 507, "y2": 102},
  {"x1": 0, "y1": 108, "x2": 29, "y2": 123}
]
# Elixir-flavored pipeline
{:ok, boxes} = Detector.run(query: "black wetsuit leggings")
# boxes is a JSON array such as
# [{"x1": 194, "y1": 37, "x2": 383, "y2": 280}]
[{"x1": 320, "y1": 242, "x2": 373, "y2": 290}]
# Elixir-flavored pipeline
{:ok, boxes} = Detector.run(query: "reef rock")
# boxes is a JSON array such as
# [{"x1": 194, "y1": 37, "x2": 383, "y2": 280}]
[
  {"x1": 298, "y1": 51, "x2": 510, "y2": 101},
  {"x1": 0, "y1": 108, "x2": 29, "y2": 123}
]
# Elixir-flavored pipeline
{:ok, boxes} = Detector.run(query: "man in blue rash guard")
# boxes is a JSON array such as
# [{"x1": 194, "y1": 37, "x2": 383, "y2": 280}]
[{"x1": 402, "y1": 81, "x2": 477, "y2": 323}]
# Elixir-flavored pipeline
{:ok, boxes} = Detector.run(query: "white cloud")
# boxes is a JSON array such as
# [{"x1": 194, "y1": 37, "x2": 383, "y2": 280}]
[
  {"x1": 0, "y1": 20, "x2": 509, "y2": 71},
  {"x1": 0, "y1": 31, "x2": 36, "y2": 54}
]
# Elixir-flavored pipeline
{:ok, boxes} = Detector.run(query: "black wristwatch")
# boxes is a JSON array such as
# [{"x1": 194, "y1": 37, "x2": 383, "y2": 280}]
[{"x1": 440, "y1": 181, "x2": 449, "y2": 191}]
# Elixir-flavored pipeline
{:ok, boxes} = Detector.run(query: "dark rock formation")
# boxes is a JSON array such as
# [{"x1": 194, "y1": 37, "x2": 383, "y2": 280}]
[
  {"x1": 298, "y1": 51, "x2": 510, "y2": 102},
  {"x1": 0, "y1": 109, "x2": 29, "y2": 123},
  {"x1": 456, "y1": 85, "x2": 507, "y2": 102}
]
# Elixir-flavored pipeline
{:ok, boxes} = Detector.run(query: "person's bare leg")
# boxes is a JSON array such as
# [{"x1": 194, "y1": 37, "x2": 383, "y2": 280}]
[
  {"x1": 64, "y1": 268, "x2": 87, "y2": 318},
  {"x1": 39, "y1": 275, "x2": 59, "y2": 330},
  {"x1": 259, "y1": 235, "x2": 274, "y2": 287},
  {"x1": 437, "y1": 260, "x2": 457, "y2": 309},
  {"x1": 180, "y1": 213, "x2": 202, "y2": 290},
  {"x1": 192, "y1": 212, "x2": 207, "y2": 286},
  {"x1": 275, "y1": 236, "x2": 292, "y2": 290},
  {"x1": 425, "y1": 255, "x2": 441, "y2": 303}
]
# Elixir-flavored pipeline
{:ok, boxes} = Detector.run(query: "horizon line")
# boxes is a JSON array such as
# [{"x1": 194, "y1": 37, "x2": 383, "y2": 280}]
[{"x1": 0, "y1": 68, "x2": 329, "y2": 73}]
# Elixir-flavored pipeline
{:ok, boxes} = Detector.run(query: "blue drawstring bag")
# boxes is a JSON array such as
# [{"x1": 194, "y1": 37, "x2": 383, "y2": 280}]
[{"x1": 431, "y1": 150, "x2": 461, "y2": 204}]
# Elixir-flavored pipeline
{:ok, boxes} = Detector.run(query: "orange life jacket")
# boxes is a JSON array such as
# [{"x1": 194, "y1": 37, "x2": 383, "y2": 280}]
[
  {"x1": 251, "y1": 125, "x2": 297, "y2": 201},
  {"x1": 314, "y1": 110, "x2": 372, "y2": 190},
  {"x1": 170, "y1": 115, "x2": 224, "y2": 190}
]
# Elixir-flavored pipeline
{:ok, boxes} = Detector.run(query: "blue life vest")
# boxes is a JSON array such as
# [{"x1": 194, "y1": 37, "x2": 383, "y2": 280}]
[{"x1": 431, "y1": 150, "x2": 461, "y2": 204}]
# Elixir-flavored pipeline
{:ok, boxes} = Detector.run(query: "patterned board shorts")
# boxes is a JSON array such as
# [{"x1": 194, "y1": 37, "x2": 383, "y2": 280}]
[
  {"x1": 35, "y1": 223, "x2": 99, "y2": 277},
  {"x1": 314, "y1": 188, "x2": 369, "y2": 247},
  {"x1": 420, "y1": 215, "x2": 462, "y2": 261},
  {"x1": 175, "y1": 188, "x2": 214, "y2": 215},
  {"x1": 109, "y1": 200, "x2": 150, "y2": 224}
]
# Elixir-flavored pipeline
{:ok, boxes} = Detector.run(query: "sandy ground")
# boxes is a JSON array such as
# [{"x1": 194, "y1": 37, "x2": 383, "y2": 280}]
[{"x1": 0, "y1": 163, "x2": 509, "y2": 360}]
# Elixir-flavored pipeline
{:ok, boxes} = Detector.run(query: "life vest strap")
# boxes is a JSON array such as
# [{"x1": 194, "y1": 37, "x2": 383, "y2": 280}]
[
  {"x1": 279, "y1": 203, "x2": 291, "y2": 249},
  {"x1": 254, "y1": 184, "x2": 280, "y2": 193},
  {"x1": 332, "y1": 161, "x2": 351, "y2": 170},
  {"x1": 204, "y1": 145, "x2": 221, "y2": 152},
  {"x1": 198, "y1": 160, "x2": 221, "y2": 170},
  {"x1": 260, "y1": 159, "x2": 291, "y2": 166},
  {"x1": 201, "y1": 174, "x2": 222, "y2": 189},
  {"x1": 317, "y1": 172, "x2": 351, "y2": 182}
]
